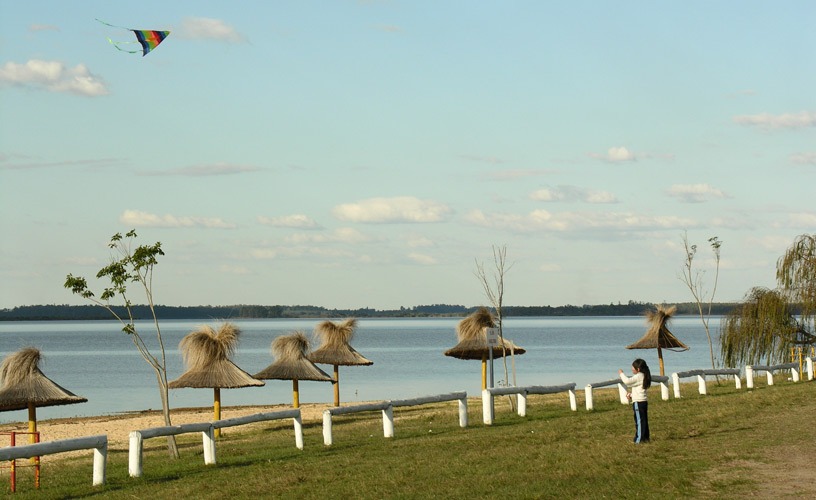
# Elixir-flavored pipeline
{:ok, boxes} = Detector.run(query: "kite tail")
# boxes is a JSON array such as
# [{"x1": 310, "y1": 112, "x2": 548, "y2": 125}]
[
  {"x1": 106, "y1": 38, "x2": 143, "y2": 54},
  {"x1": 95, "y1": 18, "x2": 129, "y2": 30}
]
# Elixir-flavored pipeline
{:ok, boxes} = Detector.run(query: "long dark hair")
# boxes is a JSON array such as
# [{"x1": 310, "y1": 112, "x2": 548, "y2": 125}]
[{"x1": 632, "y1": 358, "x2": 651, "y2": 389}]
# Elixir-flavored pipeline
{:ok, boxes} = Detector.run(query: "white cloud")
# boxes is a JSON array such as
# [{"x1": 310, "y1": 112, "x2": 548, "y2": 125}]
[
  {"x1": 333, "y1": 196, "x2": 453, "y2": 223},
  {"x1": 530, "y1": 186, "x2": 618, "y2": 204},
  {"x1": 486, "y1": 169, "x2": 555, "y2": 181},
  {"x1": 138, "y1": 163, "x2": 261, "y2": 176},
  {"x1": 784, "y1": 212, "x2": 816, "y2": 228},
  {"x1": 407, "y1": 253, "x2": 437, "y2": 265},
  {"x1": 465, "y1": 209, "x2": 693, "y2": 234},
  {"x1": 29, "y1": 24, "x2": 59, "y2": 32},
  {"x1": 539, "y1": 262, "x2": 562, "y2": 272},
  {"x1": 589, "y1": 146, "x2": 636, "y2": 162},
  {"x1": 790, "y1": 152, "x2": 816, "y2": 165},
  {"x1": 529, "y1": 188, "x2": 566, "y2": 202},
  {"x1": 733, "y1": 111, "x2": 816, "y2": 129},
  {"x1": 285, "y1": 227, "x2": 370, "y2": 244},
  {"x1": 258, "y1": 214, "x2": 322, "y2": 229},
  {"x1": 119, "y1": 209, "x2": 237, "y2": 229},
  {"x1": 178, "y1": 17, "x2": 245, "y2": 43},
  {"x1": 666, "y1": 184, "x2": 729, "y2": 203},
  {"x1": 0, "y1": 60, "x2": 108, "y2": 96},
  {"x1": 219, "y1": 264, "x2": 250, "y2": 275},
  {"x1": 406, "y1": 236, "x2": 434, "y2": 248}
]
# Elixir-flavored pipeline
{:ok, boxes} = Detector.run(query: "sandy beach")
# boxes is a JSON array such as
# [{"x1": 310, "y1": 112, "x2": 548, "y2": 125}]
[{"x1": 0, "y1": 403, "x2": 328, "y2": 452}]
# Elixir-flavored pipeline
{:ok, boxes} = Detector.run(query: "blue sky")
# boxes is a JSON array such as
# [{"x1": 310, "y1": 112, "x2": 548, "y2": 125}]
[{"x1": 1, "y1": 1, "x2": 814, "y2": 310}]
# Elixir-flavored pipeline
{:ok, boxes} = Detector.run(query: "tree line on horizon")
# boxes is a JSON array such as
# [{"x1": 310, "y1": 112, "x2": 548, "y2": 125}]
[{"x1": 0, "y1": 300, "x2": 742, "y2": 321}]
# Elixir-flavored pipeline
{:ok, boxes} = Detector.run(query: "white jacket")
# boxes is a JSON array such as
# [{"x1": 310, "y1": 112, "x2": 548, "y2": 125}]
[{"x1": 619, "y1": 372, "x2": 647, "y2": 402}]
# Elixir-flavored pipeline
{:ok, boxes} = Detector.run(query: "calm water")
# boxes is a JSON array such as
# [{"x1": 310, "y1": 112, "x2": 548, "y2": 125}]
[{"x1": 0, "y1": 316, "x2": 722, "y2": 423}]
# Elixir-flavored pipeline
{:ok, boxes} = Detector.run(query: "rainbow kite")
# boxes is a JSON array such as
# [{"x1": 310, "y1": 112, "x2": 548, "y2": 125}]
[{"x1": 96, "y1": 19, "x2": 170, "y2": 56}]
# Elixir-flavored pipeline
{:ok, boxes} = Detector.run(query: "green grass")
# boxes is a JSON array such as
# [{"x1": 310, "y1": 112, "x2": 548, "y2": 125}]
[{"x1": 4, "y1": 379, "x2": 814, "y2": 499}]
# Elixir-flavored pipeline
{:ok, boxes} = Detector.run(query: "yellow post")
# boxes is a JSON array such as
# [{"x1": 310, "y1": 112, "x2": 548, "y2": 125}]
[
  {"x1": 333, "y1": 365, "x2": 340, "y2": 407},
  {"x1": 27, "y1": 404, "x2": 36, "y2": 443},
  {"x1": 657, "y1": 346, "x2": 665, "y2": 377},
  {"x1": 214, "y1": 388, "x2": 222, "y2": 438},
  {"x1": 292, "y1": 379, "x2": 300, "y2": 408},
  {"x1": 481, "y1": 354, "x2": 487, "y2": 390},
  {"x1": 28, "y1": 403, "x2": 39, "y2": 468}
]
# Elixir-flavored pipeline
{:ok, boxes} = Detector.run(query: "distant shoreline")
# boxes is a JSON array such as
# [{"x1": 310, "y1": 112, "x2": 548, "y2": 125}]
[{"x1": 0, "y1": 301, "x2": 742, "y2": 321}]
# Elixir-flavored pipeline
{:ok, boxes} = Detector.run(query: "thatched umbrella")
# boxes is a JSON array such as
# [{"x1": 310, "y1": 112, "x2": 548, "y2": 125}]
[
  {"x1": 626, "y1": 305, "x2": 689, "y2": 376},
  {"x1": 444, "y1": 307, "x2": 526, "y2": 390},
  {"x1": 307, "y1": 318, "x2": 372, "y2": 407},
  {"x1": 168, "y1": 323, "x2": 263, "y2": 436},
  {"x1": 253, "y1": 331, "x2": 332, "y2": 408},
  {"x1": 0, "y1": 348, "x2": 87, "y2": 443}
]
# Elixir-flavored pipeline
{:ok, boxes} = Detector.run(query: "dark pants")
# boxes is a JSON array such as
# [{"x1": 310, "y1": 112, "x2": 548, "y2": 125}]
[{"x1": 632, "y1": 401, "x2": 649, "y2": 443}]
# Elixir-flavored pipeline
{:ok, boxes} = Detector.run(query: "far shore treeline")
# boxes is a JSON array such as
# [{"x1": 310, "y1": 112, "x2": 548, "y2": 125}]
[{"x1": 0, "y1": 301, "x2": 743, "y2": 321}]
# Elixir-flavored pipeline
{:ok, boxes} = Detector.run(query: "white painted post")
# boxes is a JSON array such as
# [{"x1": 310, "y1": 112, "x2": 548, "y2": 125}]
[
  {"x1": 697, "y1": 374, "x2": 707, "y2": 395},
  {"x1": 766, "y1": 370, "x2": 774, "y2": 386},
  {"x1": 202, "y1": 428, "x2": 215, "y2": 465},
  {"x1": 734, "y1": 374, "x2": 742, "y2": 389},
  {"x1": 745, "y1": 366, "x2": 754, "y2": 388},
  {"x1": 92, "y1": 444, "x2": 107, "y2": 486},
  {"x1": 294, "y1": 415, "x2": 304, "y2": 450},
  {"x1": 791, "y1": 367, "x2": 800, "y2": 382},
  {"x1": 322, "y1": 410, "x2": 333, "y2": 446},
  {"x1": 585, "y1": 385, "x2": 594, "y2": 411},
  {"x1": 568, "y1": 388, "x2": 577, "y2": 411},
  {"x1": 517, "y1": 391, "x2": 527, "y2": 417},
  {"x1": 128, "y1": 432, "x2": 143, "y2": 478},
  {"x1": 383, "y1": 405, "x2": 394, "y2": 438},
  {"x1": 672, "y1": 373, "x2": 681, "y2": 398},
  {"x1": 617, "y1": 382, "x2": 629, "y2": 404},
  {"x1": 482, "y1": 389, "x2": 493, "y2": 425},
  {"x1": 659, "y1": 380, "x2": 669, "y2": 400},
  {"x1": 807, "y1": 358, "x2": 814, "y2": 381},
  {"x1": 458, "y1": 397, "x2": 468, "y2": 428}
]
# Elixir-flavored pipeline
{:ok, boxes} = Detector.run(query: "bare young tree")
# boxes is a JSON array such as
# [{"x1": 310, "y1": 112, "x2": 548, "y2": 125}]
[
  {"x1": 474, "y1": 244, "x2": 515, "y2": 388},
  {"x1": 679, "y1": 232, "x2": 721, "y2": 370},
  {"x1": 64, "y1": 230, "x2": 179, "y2": 458}
]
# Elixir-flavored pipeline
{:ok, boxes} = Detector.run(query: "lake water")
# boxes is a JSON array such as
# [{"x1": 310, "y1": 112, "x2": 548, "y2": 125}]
[{"x1": 0, "y1": 316, "x2": 723, "y2": 423}]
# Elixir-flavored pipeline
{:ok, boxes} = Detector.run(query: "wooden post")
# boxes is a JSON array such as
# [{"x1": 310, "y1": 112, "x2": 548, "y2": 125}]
[
  {"x1": 585, "y1": 385, "x2": 594, "y2": 410},
  {"x1": 481, "y1": 354, "x2": 487, "y2": 390},
  {"x1": 27, "y1": 404, "x2": 36, "y2": 443},
  {"x1": 293, "y1": 379, "x2": 300, "y2": 408},
  {"x1": 333, "y1": 365, "x2": 340, "y2": 407},
  {"x1": 322, "y1": 410, "x2": 333, "y2": 445},
  {"x1": 214, "y1": 388, "x2": 222, "y2": 438},
  {"x1": 657, "y1": 345, "x2": 665, "y2": 376}
]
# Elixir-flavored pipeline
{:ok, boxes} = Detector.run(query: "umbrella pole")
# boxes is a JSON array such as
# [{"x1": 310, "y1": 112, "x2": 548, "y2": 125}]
[
  {"x1": 333, "y1": 365, "x2": 340, "y2": 407},
  {"x1": 214, "y1": 388, "x2": 222, "y2": 438},
  {"x1": 481, "y1": 354, "x2": 487, "y2": 390},
  {"x1": 292, "y1": 379, "x2": 300, "y2": 408},
  {"x1": 27, "y1": 403, "x2": 36, "y2": 444},
  {"x1": 657, "y1": 345, "x2": 665, "y2": 376}
]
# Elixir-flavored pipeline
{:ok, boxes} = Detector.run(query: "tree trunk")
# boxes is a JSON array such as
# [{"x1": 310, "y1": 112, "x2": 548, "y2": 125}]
[{"x1": 156, "y1": 372, "x2": 179, "y2": 458}]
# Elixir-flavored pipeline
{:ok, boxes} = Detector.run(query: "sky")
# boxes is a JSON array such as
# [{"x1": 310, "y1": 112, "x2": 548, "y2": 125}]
[{"x1": 1, "y1": 1, "x2": 814, "y2": 311}]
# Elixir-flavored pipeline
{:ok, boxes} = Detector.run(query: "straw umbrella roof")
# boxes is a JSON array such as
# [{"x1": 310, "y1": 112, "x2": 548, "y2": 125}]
[
  {"x1": 0, "y1": 347, "x2": 87, "y2": 412},
  {"x1": 444, "y1": 307, "x2": 526, "y2": 360},
  {"x1": 254, "y1": 331, "x2": 333, "y2": 381},
  {"x1": 626, "y1": 305, "x2": 689, "y2": 351},
  {"x1": 307, "y1": 319, "x2": 373, "y2": 366},
  {"x1": 168, "y1": 323, "x2": 264, "y2": 389}
]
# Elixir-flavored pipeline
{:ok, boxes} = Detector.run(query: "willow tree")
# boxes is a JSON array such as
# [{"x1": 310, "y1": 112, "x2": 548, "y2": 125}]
[
  {"x1": 720, "y1": 234, "x2": 816, "y2": 367},
  {"x1": 720, "y1": 287, "x2": 801, "y2": 367},
  {"x1": 776, "y1": 234, "x2": 816, "y2": 332},
  {"x1": 64, "y1": 230, "x2": 179, "y2": 458}
]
